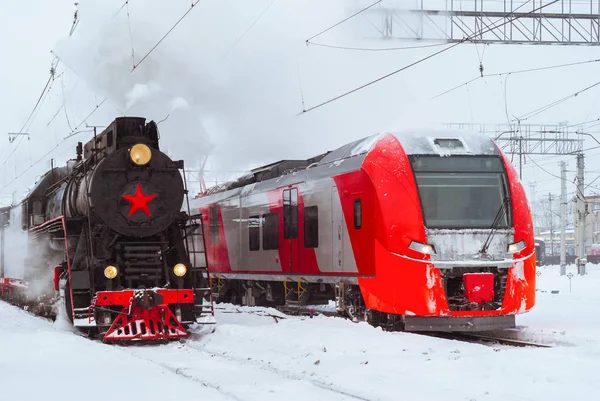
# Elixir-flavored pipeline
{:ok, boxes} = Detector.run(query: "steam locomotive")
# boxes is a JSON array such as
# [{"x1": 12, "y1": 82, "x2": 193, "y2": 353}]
[{"x1": 0, "y1": 117, "x2": 214, "y2": 341}]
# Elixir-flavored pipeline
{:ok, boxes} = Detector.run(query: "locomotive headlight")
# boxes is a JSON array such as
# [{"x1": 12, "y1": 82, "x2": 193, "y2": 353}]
[
  {"x1": 104, "y1": 265, "x2": 118, "y2": 279},
  {"x1": 173, "y1": 263, "x2": 187, "y2": 277},
  {"x1": 409, "y1": 241, "x2": 436, "y2": 255},
  {"x1": 130, "y1": 143, "x2": 152, "y2": 166},
  {"x1": 507, "y1": 240, "x2": 526, "y2": 254}
]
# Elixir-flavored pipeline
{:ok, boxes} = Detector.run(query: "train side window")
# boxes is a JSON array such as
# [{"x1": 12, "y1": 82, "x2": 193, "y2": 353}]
[
  {"x1": 263, "y1": 213, "x2": 279, "y2": 250},
  {"x1": 283, "y1": 188, "x2": 298, "y2": 239},
  {"x1": 21, "y1": 202, "x2": 29, "y2": 229},
  {"x1": 209, "y1": 205, "x2": 219, "y2": 244},
  {"x1": 32, "y1": 201, "x2": 42, "y2": 215},
  {"x1": 354, "y1": 199, "x2": 362, "y2": 229},
  {"x1": 304, "y1": 206, "x2": 319, "y2": 248},
  {"x1": 249, "y1": 215, "x2": 260, "y2": 251}
]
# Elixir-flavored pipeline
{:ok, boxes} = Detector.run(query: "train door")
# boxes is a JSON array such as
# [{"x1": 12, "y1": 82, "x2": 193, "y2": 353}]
[
  {"x1": 0, "y1": 207, "x2": 8, "y2": 279},
  {"x1": 0, "y1": 224, "x2": 4, "y2": 279},
  {"x1": 209, "y1": 205, "x2": 219, "y2": 271},
  {"x1": 332, "y1": 187, "x2": 343, "y2": 272},
  {"x1": 283, "y1": 188, "x2": 299, "y2": 273}
]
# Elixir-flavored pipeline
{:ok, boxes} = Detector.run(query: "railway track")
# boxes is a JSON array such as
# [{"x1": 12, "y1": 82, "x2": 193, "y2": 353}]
[
  {"x1": 216, "y1": 304, "x2": 554, "y2": 348},
  {"x1": 423, "y1": 332, "x2": 553, "y2": 348},
  {"x1": 4, "y1": 296, "x2": 553, "y2": 349},
  {"x1": 119, "y1": 336, "x2": 370, "y2": 401}
]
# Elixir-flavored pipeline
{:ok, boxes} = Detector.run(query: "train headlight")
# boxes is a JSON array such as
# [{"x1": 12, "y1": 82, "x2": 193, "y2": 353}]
[
  {"x1": 173, "y1": 263, "x2": 187, "y2": 277},
  {"x1": 507, "y1": 240, "x2": 526, "y2": 254},
  {"x1": 409, "y1": 241, "x2": 436, "y2": 255},
  {"x1": 130, "y1": 143, "x2": 152, "y2": 166},
  {"x1": 104, "y1": 265, "x2": 118, "y2": 279}
]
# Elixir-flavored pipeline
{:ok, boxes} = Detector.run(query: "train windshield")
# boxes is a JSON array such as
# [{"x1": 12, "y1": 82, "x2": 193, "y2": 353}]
[{"x1": 410, "y1": 156, "x2": 512, "y2": 229}]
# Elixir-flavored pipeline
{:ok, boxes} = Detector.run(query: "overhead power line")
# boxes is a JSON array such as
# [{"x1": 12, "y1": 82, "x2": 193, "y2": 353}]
[
  {"x1": 300, "y1": 0, "x2": 559, "y2": 114},
  {"x1": 433, "y1": 58, "x2": 600, "y2": 99},
  {"x1": 305, "y1": 0, "x2": 382, "y2": 44},
  {"x1": 1, "y1": 59, "x2": 59, "y2": 169},
  {"x1": 0, "y1": 100, "x2": 108, "y2": 196},
  {"x1": 306, "y1": 41, "x2": 449, "y2": 52},
  {"x1": 133, "y1": 0, "x2": 202, "y2": 71},
  {"x1": 517, "y1": 80, "x2": 600, "y2": 121},
  {"x1": 222, "y1": 0, "x2": 278, "y2": 60}
]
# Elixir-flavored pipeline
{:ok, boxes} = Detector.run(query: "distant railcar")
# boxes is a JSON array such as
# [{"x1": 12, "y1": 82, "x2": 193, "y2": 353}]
[{"x1": 534, "y1": 238, "x2": 546, "y2": 266}]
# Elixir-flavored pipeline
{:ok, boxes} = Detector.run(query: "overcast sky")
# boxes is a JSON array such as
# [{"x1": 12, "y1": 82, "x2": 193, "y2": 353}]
[{"x1": 1, "y1": 0, "x2": 600, "y2": 213}]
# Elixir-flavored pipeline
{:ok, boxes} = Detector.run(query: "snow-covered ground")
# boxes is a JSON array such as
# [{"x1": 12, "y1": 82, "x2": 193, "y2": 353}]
[{"x1": 1, "y1": 264, "x2": 599, "y2": 401}]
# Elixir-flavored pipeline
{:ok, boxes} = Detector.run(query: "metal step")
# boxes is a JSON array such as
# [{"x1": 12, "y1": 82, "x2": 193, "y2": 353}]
[{"x1": 73, "y1": 307, "x2": 91, "y2": 319}]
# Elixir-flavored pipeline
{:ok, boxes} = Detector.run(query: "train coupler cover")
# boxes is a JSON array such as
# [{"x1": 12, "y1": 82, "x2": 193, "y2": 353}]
[{"x1": 463, "y1": 273, "x2": 495, "y2": 304}]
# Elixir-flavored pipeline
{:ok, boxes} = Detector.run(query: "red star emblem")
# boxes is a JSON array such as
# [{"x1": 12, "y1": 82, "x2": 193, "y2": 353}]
[{"x1": 121, "y1": 183, "x2": 158, "y2": 217}]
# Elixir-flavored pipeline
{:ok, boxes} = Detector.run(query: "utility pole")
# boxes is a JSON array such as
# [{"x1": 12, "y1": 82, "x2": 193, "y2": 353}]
[
  {"x1": 529, "y1": 182, "x2": 537, "y2": 234},
  {"x1": 576, "y1": 153, "x2": 587, "y2": 275},
  {"x1": 548, "y1": 193, "x2": 554, "y2": 256},
  {"x1": 0, "y1": 225, "x2": 4, "y2": 279},
  {"x1": 560, "y1": 161, "x2": 567, "y2": 275}
]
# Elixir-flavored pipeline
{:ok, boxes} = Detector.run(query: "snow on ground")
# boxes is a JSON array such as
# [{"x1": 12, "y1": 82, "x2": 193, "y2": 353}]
[
  {"x1": 2, "y1": 264, "x2": 600, "y2": 401},
  {"x1": 0, "y1": 302, "x2": 233, "y2": 401}
]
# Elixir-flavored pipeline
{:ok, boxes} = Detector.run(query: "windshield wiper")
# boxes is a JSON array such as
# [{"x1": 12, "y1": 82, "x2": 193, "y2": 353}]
[{"x1": 479, "y1": 196, "x2": 511, "y2": 255}]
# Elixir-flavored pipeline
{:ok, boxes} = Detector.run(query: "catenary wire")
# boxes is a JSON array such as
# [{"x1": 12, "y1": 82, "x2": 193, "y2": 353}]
[{"x1": 300, "y1": 0, "x2": 559, "y2": 114}]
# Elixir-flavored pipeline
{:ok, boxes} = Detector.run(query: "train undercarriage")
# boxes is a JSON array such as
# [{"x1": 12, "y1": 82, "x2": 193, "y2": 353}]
[{"x1": 209, "y1": 272, "x2": 516, "y2": 333}]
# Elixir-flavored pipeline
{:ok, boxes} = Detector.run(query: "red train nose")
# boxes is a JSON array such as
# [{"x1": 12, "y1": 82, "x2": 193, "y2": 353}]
[{"x1": 463, "y1": 273, "x2": 495, "y2": 304}]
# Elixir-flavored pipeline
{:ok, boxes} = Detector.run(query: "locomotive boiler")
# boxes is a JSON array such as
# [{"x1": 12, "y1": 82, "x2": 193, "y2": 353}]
[{"x1": 0, "y1": 117, "x2": 214, "y2": 341}]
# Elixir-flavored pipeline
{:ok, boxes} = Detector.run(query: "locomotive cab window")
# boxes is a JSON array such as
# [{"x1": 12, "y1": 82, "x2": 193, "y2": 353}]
[
  {"x1": 354, "y1": 199, "x2": 362, "y2": 229},
  {"x1": 263, "y1": 213, "x2": 279, "y2": 250},
  {"x1": 304, "y1": 206, "x2": 319, "y2": 248},
  {"x1": 283, "y1": 188, "x2": 298, "y2": 239},
  {"x1": 410, "y1": 156, "x2": 512, "y2": 229},
  {"x1": 249, "y1": 215, "x2": 260, "y2": 251}
]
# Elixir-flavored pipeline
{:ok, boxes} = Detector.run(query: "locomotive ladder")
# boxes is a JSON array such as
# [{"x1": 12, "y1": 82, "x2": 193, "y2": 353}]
[
  {"x1": 185, "y1": 214, "x2": 215, "y2": 322},
  {"x1": 181, "y1": 168, "x2": 214, "y2": 323}
]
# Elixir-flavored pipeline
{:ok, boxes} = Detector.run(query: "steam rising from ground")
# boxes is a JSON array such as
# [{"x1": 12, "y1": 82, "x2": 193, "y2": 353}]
[
  {"x1": 3, "y1": 207, "x2": 27, "y2": 280},
  {"x1": 3, "y1": 206, "x2": 62, "y2": 301}
]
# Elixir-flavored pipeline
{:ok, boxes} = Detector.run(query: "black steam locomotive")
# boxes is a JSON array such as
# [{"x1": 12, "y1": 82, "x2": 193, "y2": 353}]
[{"x1": 0, "y1": 117, "x2": 214, "y2": 341}]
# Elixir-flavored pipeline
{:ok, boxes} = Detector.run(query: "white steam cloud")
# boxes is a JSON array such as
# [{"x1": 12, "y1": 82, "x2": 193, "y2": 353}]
[
  {"x1": 3, "y1": 207, "x2": 27, "y2": 280},
  {"x1": 50, "y1": 0, "x2": 431, "y2": 184},
  {"x1": 3, "y1": 206, "x2": 62, "y2": 302}
]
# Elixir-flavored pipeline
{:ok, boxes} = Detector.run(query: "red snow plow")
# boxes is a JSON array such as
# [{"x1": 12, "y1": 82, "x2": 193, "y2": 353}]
[{"x1": 93, "y1": 288, "x2": 197, "y2": 341}]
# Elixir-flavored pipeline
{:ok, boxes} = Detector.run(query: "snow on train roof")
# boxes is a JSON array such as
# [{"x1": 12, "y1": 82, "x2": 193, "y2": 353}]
[
  {"x1": 317, "y1": 130, "x2": 499, "y2": 166},
  {"x1": 394, "y1": 129, "x2": 499, "y2": 156},
  {"x1": 317, "y1": 134, "x2": 385, "y2": 165},
  {"x1": 192, "y1": 129, "x2": 500, "y2": 204}
]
